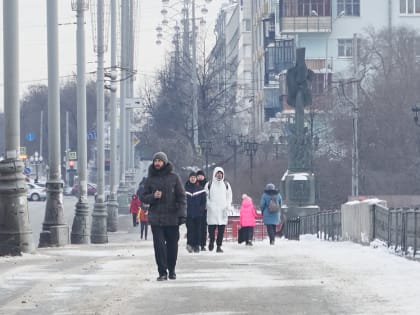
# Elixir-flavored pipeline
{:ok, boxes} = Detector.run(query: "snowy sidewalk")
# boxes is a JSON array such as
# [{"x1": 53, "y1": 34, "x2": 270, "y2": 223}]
[{"x1": 1, "y1": 220, "x2": 420, "y2": 315}]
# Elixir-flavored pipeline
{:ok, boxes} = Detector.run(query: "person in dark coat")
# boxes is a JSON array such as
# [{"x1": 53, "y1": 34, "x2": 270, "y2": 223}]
[
  {"x1": 140, "y1": 152, "x2": 187, "y2": 281},
  {"x1": 185, "y1": 171, "x2": 206, "y2": 253},
  {"x1": 196, "y1": 170, "x2": 208, "y2": 250}
]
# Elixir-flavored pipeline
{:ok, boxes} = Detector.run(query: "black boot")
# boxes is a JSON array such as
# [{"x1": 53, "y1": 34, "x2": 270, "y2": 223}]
[
  {"x1": 216, "y1": 246, "x2": 223, "y2": 253},
  {"x1": 209, "y1": 242, "x2": 214, "y2": 251}
]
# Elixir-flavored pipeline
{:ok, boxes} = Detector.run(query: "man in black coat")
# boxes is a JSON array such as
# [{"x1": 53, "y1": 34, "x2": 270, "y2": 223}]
[{"x1": 140, "y1": 152, "x2": 186, "y2": 281}]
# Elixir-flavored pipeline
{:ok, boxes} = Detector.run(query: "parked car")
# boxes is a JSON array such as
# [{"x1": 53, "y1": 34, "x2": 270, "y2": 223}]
[
  {"x1": 71, "y1": 183, "x2": 97, "y2": 196},
  {"x1": 63, "y1": 186, "x2": 73, "y2": 196},
  {"x1": 27, "y1": 183, "x2": 47, "y2": 201}
]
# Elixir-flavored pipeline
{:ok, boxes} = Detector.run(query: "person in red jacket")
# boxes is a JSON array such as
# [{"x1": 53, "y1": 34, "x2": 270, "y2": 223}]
[
  {"x1": 130, "y1": 194, "x2": 141, "y2": 227},
  {"x1": 139, "y1": 205, "x2": 149, "y2": 240},
  {"x1": 239, "y1": 194, "x2": 261, "y2": 246}
]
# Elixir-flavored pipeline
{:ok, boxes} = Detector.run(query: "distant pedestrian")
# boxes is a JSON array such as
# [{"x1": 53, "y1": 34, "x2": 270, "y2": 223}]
[
  {"x1": 129, "y1": 194, "x2": 140, "y2": 227},
  {"x1": 196, "y1": 169, "x2": 208, "y2": 250},
  {"x1": 260, "y1": 183, "x2": 282, "y2": 245},
  {"x1": 140, "y1": 151, "x2": 187, "y2": 281},
  {"x1": 138, "y1": 205, "x2": 149, "y2": 240},
  {"x1": 239, "y1": 194, "x2": 261, "y2": 246},
  {"x1": 205, "y1": 167, "x2": 232, "y2": 253},
  {"x1": 185, "y1": 171, "x2": 206, "y2": 253}
]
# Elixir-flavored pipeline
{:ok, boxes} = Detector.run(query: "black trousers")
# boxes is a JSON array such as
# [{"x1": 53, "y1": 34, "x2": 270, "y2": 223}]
[
  {"x1": 151, "y1": 225, "x2": 180, "y2": 276},
  {"x1": 200, "y1": 212, "x2": 207, "y2": 247},
  {"x1": 140, "y1": 221, "x2": 148, "y2": 239},
  {"x1": 266, "y1": 224, "x2": 276, "y2": 242},
  {"x1": 208, "y1": 224, "x2": 225, "y2": 247},
  {"x1": 242, "y1": 226, "x2": 254, "y2": 242},
  {"x1": 186, "y1": 217, "x2": 201, "y2": 247}
]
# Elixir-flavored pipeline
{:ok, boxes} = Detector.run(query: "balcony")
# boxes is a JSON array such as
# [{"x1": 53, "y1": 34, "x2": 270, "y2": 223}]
[{"x1": 281, "y1": 16, "x2": 331, "y2": 33}]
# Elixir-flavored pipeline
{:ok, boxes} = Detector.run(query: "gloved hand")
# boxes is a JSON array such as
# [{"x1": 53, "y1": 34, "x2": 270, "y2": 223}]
[{"x1": 178, "y1": 217, "x2": 187, "y2": 226}]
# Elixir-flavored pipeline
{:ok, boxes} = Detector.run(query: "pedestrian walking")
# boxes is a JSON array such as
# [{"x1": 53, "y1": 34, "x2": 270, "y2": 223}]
[
  {"x1": 185, "y1": 171, "x2": 206, "y2": 253},
  {"x1": 138, "y1": 205, "x2": 149, "y2": 240},
  {"x1": 139, "y1": 151, "x2": 187, "y2": 281},
  {"x1": 259, "y1": 183, "x2": 282, "y2": 245},
  {"x1": 196, "y1": 169, "x2": 208, "y2": 251},
  {"x1": 239, "y1": 194, "x2": 261, "y2": 246},
  {"x1": 129, "y1": 194, "x2": 140, "y2": 227},
  {"x1": 205, "y1": 167, "x2": 233, "y2": 253}
]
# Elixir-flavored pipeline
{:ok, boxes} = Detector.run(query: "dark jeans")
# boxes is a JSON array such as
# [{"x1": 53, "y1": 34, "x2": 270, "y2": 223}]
[
  {"x1": 186, "y1": 217, "x2": 201, "y2": 247},
  {"x1": 208, "y1": 224, "x2": 225, "y2": 247},
  {"x1": 132, "y1": 213, "x2": 138, "y2": 227},
  {"x1": 140, "y1": 221, "x2": 148, "y2": 239},
  {"x1": 200, "y1": 213, "x2": 207, "y2": 247},
  {"x1": 266, "y1": 224, "x2": 276, "y2": 242},
  {"x1": 151, "y1": 225, "x2": 180, "y2": 276},
  {"x1": 242, "y1": 226, "x2": 254, "y2": 242}
]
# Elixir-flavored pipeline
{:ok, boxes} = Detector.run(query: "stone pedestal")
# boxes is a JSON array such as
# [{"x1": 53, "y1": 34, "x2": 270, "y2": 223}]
[{"x1": 280, "y1": 170, "x2": 319, "y2": 219}]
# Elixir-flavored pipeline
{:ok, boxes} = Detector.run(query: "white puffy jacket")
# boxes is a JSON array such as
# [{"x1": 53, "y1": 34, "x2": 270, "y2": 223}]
[{"x1": 205, "y1": 167, "x2": 232, "y2": 225}]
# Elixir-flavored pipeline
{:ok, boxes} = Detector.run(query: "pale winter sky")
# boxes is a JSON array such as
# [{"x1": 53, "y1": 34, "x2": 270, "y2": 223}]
[{"x1": 0, "y1": 0, "x2": 221, "y2": 112}]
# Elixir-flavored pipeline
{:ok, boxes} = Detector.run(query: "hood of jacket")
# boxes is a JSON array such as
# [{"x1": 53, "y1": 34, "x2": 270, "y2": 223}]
[{"x1": 212, "y1": 166, "x2": 225, "y2": 181}]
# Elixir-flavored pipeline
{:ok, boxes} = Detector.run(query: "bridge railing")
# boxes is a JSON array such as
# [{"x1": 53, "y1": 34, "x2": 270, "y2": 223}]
[{"x1": 285, "y1": 203, "x2": 420, "y2": 259}]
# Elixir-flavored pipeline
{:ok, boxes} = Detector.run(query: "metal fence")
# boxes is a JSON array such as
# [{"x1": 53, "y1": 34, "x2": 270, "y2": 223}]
[
  {"x1": 284, "y1": 205, "x2": 420, "y2": 258},
  {"x1": 373, "y1": 205, "x2": 420, "y2": 257},
  {"x1": 283, "y1": 210, "x2": 341, "y2": 241}
]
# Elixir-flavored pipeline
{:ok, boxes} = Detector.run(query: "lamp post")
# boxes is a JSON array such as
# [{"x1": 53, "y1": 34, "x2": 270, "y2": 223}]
[
  {"x1": 243, "y1": 139, "x2": 258, "y2": 184},
  {"x1": 0, "y1": 0, "x2": 34, "y2": 255},
  {"x1": 71, "y1": 0, "x2": 91, "y2": 244},
  {"x1": 29, "y1": 152, "x2": 43, "y2": 183},
  {"x1": 199, "y1": 139, "x2": 213, "y2": 177},
  {"x1": 91, "y1": 0, "x2": 108, "y2": 244},
  {"x1": 226, "y1": 134, "x2": 244, "y2": 181}
]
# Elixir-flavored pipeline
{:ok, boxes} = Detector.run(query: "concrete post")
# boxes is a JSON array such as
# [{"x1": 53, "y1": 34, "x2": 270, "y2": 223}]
[
  {"x1": 71, "y1": 0, "x2": 91, "y2": 244},
  {"x1": 0, "y1": 0, "x2": 35, "y2": 255},
  {"x1": 91, "y1": 0, "x2": 108, "y2": 244},
  {"x1": 39, "y1": 0, "x2": 70, "y2": 247},
  {"x1": 107, "y1": 0, "x2": 119, "y2": 232}
]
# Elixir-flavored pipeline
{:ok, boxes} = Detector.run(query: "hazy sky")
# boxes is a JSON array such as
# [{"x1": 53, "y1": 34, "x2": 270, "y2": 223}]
[{"x1": 0, "y1": 0, "x2": 221, "y2": 112}]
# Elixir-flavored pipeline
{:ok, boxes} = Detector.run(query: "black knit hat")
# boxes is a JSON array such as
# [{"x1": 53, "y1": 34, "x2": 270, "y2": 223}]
[
  {"x1": 189, "y1": 171, "x2": 197, "y2": 178},
  {"x1": 152, "y1": 151, "x2": 168, "y2": 164},
  {"x1": 196, "y1": 170, "x2": 205, "y2": 177}
]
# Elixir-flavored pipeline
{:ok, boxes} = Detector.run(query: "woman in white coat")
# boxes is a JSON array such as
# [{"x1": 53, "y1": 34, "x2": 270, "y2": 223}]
[{"x1": 205, "y1": 167, "x2": 232, "y2": 252}]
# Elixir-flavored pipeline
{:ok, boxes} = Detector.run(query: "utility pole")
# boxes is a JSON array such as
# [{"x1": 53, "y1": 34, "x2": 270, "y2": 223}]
[
  {"x1": 39, "y1": 0, "x2": 69, "y2": 247},
  {"x1": 91, "y1": 0, "x2": 108, "y2": 244},
  {"x1": 352, "y1": 33, "x2": 359, "y2": 198},
  {"x1": 117, "y1": 0, "x2": 129, "y2": 214},
  {"x1": 71, "y1": 0, "x2": 91, "y2": 244},
  {"x1": 107, "y1": 0, "x2": 119, "y2": 232},
  {"x1": 191, "y1": 0, "x2": 199, "y2": 153},
  {"x1": 0, "y1": 0, "x2": 34, "y2": 255}
]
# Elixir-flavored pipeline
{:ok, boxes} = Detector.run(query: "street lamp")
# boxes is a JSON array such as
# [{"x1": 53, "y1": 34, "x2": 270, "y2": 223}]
[
  {"x1": 199, "y1": 139, "x2": 213, "y2": 177},
  {"x1": 226, "y1": 134, "x2": 244, "y2": 181},
  {"x1": 243, "y1": 138, "x2": 258, "y2": 184},
  {"x1": 29, "y1": 152, "x2": 43, "y2": 183}
]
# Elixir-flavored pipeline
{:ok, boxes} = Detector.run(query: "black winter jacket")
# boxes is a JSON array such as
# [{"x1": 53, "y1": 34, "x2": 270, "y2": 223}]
[
  {"x1": 140, "y1": 162, "x2": 186, "y2": 226},
  {"x1": 185, "y1": 181, "x2": 206, "y2": 218}
]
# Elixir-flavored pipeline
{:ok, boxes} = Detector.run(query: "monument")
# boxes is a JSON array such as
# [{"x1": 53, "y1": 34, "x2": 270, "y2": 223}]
[{"x1": 280, "y1": 48, "x2": 320, "y2": 218}]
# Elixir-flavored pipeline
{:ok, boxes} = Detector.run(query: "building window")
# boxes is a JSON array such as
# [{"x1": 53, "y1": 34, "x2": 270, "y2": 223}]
[
  {"x1": 283, "y1": 0, "x2": 331, "y2": 17},
  {"x1": 243, "y1": 18, "x2": 251, "y2": 32},
  {"x1": 400, "y1": 0, "x2": 420, "y2": 14},
  {"x1": 338, "y1": 39, "x2": 353, "y2": 57},
  {"x1": 337, "y1": 0, "x2": 360, "y2": 16}
]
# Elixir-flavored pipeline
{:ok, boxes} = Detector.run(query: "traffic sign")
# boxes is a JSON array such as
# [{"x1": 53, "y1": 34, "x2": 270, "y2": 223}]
[
  {"x1": 87, "y1": 131, "x2": 97, "y2": 140},
  {"x1": 25, "y1": 132, "x2": 35, "y2": 142},
  {"x1": 68, "y1": 151, "x2": 77, "y2": 160}
]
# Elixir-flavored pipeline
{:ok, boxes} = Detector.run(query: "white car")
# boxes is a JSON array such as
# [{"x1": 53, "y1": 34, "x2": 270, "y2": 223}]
[{"x1": 27, "y1": 183, "x2": 47, "y2": 201}]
